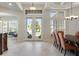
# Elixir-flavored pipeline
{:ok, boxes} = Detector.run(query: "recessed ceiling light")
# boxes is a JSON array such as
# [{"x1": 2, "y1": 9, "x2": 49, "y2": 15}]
[{"x1": 9, "y1": 3, "x2": 12, "y2": 6}]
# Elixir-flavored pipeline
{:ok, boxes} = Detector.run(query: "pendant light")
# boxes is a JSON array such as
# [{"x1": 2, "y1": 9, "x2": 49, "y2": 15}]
[
  {"x1": 30, "y1": 3, "x2": 36, "y2": 10},
  {"x1": 65, "y1": 2, "x2": 78, "y2": 20}
]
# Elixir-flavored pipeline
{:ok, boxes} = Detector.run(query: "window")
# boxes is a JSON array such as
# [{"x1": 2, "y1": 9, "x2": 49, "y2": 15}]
[
  {"x1": 50, "y1": 20, "x2": 53, "y2": 34},
  {"x1": 50, "y1": 12, "x2": 56, "y2": 34},
  {"x1": 50, "y1": 13, "x2": 56, "y2": 18}
]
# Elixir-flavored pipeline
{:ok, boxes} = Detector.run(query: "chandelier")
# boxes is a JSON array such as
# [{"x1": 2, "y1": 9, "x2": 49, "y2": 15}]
[
  {"x1": 30, "y1": 3, "x2": 36, "y2": 10},
  {"x1": 65, "y1": 2, "x2": 78, "y2": 20}
]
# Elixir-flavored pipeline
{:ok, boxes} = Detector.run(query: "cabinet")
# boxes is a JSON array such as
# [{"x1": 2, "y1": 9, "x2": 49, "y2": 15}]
[
  {"x1": 0, "y1": 34, "x2": 2, "y2": 55},
  {"x1": 2, "y1": 33, "x2": 8, "y2": 51}
]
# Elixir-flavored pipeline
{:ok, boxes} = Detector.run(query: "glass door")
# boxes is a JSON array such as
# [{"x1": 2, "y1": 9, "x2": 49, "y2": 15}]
[
  {"x1": 26, "y1": 18, "x2": 32, "y2": 40},
  {"x1": 26, "y1": 17, "x2": 42, "y2": 40},
  {"x1": 34, "y1": 17, "x2": 42, "y2": 40}
]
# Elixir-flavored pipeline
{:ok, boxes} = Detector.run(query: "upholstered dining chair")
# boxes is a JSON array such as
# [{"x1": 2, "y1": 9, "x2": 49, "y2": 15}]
[
  {"x1": 75, "y1": 31, "x2": 79, "y2": 39},
  {"x1": 74, "y1": 32, "x2": 79, "y2": 55},
  {"x1": 52, "y1": 32, "x2": 57, "y2": 46},
  {"x1": 54, "y1": 31, "x2": 61, "y2": 50},
  {"x1": 58, "y1": 31, "x2": 76, "y2": 56}
]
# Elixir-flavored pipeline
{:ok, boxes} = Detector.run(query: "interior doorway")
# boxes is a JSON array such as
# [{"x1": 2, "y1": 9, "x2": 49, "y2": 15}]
[{"x1": 26, "y1": 16, "x2": 42, "y2": 41}]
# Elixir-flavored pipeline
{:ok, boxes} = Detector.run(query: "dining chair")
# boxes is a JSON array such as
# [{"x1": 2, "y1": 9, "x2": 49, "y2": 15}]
[
  {"x1": 54, "y1": 31, "x2": 61, "y2": 50},
  {"x1": 75, "y1": 31, "x2": 79, "y2": 39},
  {"x1": 75, "y1": 32, "x2": 79, "y2": 52},
  {"x1": 74, "y1": 32, "x2": 79, "y2": 55},
  {"x1": 52, "y1": 32, "x2": 57, "y2": 46},
  {"x1": 58, "y1": 31, "x2": 76, "y2": 56}
]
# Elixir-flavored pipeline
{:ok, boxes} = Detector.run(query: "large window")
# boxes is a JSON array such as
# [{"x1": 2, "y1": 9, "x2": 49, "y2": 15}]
[
  {"x1": 8, "y1": 20, "x2": 18, "y2": 33},
  {"x1": 3, "y1": 20, "x2": 8, "y2": 33},
  {"x1": 8, "y1": 20, "x2": 18, "y2": 37},
  {"x1": 50, "y1": 20, "x2": 54, "y2": 34},
  {"x1": 50, "y1": 12, "x2": 56, "y2": 34}
]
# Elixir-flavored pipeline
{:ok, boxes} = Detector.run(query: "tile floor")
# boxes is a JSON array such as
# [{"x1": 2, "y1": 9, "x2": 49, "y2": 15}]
[{"x1": 1, "y1": 36, "x2": 75, "y2": 56}]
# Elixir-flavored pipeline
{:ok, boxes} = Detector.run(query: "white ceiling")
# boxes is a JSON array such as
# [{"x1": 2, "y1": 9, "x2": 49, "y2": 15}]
[
  {"x1": 0, "y1": 2, "x2": 79, "y2": 12},
  {"x1": 0, "y1": 2, "x2": 20, "y2": 11}
]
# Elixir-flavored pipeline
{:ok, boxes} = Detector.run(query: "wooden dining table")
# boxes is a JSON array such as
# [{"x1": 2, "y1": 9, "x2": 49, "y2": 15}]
[
  {"x1": 65, "y1": 34, "x2": 79, "y2": 44},
  {"x1": 65, "y1": 34, "x2": 79, "y2": 55}
]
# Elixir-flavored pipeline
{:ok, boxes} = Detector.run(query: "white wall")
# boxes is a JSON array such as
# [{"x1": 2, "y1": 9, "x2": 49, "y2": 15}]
[
  {"x1": 65, "y1": 6, "x2": 79, "y2": 35},
  {"x1": 0, "y1": 7, "x2": 66, "y2": 42},
  {"x1": 42, "y1": 9, "x2": 51, "y2": 42},
  {"x1": 17, "y1": 14, "x2": 26, "y2": 42}
]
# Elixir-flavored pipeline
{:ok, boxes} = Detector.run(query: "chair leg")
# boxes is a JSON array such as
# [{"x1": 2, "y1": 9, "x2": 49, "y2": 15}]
[
  {"x1": 54, "y1": 42, "x2": 57, "y2": 47},
  {"x1": 53, "y1": 42, "x2": 55, "y2": 46},
  {"x1": 61, "y1": 48, "x2": 63, "y2": 53},
  {"x1": 59, "y1": 46, "x2": 62, "y2": 51},
  {"x1": 57, "y1": 44, "x2": 58, "y2": 48},
  {"x1": 54, "y1": 42, "x2": 56, "y2": 47},
  {"x1": 64, "y1": 50, "x2": 66, "y2": 56},
  {"x1": 55, "y1": 44, "x2": 58, "y2": 48},
  {"x1": 58, "y1": 46, "x2": 60, "y2": 51},
  {"x1": 75, "y1": 49, "x2": 77, "y2": 56}
]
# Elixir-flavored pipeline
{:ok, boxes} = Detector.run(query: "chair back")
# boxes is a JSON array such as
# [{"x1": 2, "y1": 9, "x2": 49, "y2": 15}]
[
  {"x1": 54, "y1": 31, "x2": 60, "y2": 46},
  {"x1": 51, "y1": 32, "x2": 56, "y2": 42},
  {"x1": 75, "y1": 31, "x2": 79, "y2": 39},
  {"x1": 58, "y1": 31, "x2": 65, "y2": 49}
]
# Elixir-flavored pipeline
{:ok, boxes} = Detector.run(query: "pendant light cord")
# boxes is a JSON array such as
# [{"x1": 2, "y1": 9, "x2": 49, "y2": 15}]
[
  {"x1": 71, "y1": 2, "x2": 72, "y2": 16},
  {"x1": 32, "y1": 3, "x2": 34, "y2": 7}
]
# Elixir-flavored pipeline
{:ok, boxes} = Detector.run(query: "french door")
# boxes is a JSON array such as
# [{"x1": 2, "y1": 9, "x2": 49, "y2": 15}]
[{"x1": 26, "y1": 17, "x2": 42, "y2": 40}]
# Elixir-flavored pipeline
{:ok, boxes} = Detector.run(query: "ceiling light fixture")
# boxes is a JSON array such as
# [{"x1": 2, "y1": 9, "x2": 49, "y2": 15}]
[
  {"x1": 30, "y1": 3, "x2": 36, "y2": 10},
  {"x1": 9, "y1": 3, "x2": 12, "y2": 6},
  {"x1": 65, "y1": 2, "x2": 78, "y2": 20}
]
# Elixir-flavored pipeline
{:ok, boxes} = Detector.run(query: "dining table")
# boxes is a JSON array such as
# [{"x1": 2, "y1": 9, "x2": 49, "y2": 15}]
[
  {"x1": 65, "y1": 34, "x2": 79, "y2": 55},
  {"x1": 65, "y1": 34, "x2": 79, "y2": 44}
]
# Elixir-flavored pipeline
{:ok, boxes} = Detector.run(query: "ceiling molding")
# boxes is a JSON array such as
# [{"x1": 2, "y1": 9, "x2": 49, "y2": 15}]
[
  {"x1": 44, "y1": 2, "x2": 48, "y2": 9},
  {"x1": 16, "y1": 2, "x2": 24, "y2": 11}
]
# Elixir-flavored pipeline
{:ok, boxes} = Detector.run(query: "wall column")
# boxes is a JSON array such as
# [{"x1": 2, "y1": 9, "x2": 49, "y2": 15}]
[
  {"x1": 42, "y1": 9, "x2": 52, "y2": 42},
  {"x1": 17, "y1": 14, "x2": 26, "y2": 42}
]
